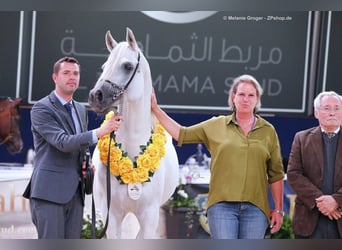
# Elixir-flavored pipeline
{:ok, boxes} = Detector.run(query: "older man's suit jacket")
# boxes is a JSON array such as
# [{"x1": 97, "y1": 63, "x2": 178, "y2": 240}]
[
  {"x1": 23, "y1": 91, "x2": 95, "y2": 204},
  {"x1": 287, "y1": 126, "x2": 342, "y2": 237}
]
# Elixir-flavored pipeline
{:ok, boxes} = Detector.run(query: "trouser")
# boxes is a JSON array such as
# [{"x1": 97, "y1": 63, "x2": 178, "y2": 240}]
[
  {"x1": 29, "y1": 186, "x2": 84, "y2": 239},
  {"x1": 207, "y1": 201, "x2": 268, "y2": 239},
  {"x1": 295, "y1": 214, "x2": 341, "y2": 239}
]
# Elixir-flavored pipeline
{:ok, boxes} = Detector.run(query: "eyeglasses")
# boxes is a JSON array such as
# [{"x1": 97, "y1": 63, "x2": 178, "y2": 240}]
[{"x1": 319, "y1": 106, "x2": 342, "y2": 113}]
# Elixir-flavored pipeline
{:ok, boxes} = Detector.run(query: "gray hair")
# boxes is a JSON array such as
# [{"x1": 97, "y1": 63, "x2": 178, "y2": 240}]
[
  {"x1": 313, "y1": 91, "x2": 342, "y2": 111},
  {"x1": 228, "y1": 74, "x2": 263, "y2": 112}
]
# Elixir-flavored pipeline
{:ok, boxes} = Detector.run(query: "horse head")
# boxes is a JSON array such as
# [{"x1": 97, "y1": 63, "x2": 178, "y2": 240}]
[
  {"x1": 0, "y1": 97, "x2": 23, "y2": 154},
  {"x1": 89, "y1": 27, "x2": 155, "y2": 161},
  {"x1": 88, "y1": 27, "x2": 151, "y2": 116}
]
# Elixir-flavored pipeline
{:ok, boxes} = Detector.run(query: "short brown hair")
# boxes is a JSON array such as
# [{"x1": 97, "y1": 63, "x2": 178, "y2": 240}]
[{"x1": 53, "y1": 56, "x2": 80, "y2": 74}]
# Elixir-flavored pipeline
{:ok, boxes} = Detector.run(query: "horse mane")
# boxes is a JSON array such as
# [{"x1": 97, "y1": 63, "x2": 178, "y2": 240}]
[{"x1": 0, "y1": 96, "x2": 9, "y2": 101}]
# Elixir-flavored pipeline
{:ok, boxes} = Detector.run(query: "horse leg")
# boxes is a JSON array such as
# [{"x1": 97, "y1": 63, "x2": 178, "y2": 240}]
[
  {"x1": 135, "y1": 205, "x2": 161, "y2": 239},
  {"x1": 92, "y1": 149, "x2": 123, "y2": 239},
  {"x1": 121, "y1": 212, "x2": 140, "y2": 238},
  {"x1": 105, "y1": 209, "x2": 125, "y2": 239}
]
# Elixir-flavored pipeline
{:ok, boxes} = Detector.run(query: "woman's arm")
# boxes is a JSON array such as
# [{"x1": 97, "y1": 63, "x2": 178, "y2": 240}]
[
  {"x1": 269, "y1": 179, "x2": 284, "y2": 233},
  {"x1": 151, "y1": 88, "x2": 181, "y2": 141}
]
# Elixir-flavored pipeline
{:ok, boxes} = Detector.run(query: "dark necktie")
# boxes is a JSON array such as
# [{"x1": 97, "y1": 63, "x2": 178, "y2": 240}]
[{"x1": 64, "y1": 102, "x2": 75, "y2": 129}]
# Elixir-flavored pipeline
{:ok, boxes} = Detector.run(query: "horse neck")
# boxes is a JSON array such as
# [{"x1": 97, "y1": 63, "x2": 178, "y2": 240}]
[
  {"x1": 0, "y1": 104, "x2": 11, "y2": 143},
  {"x1": 116, "y1": 97, "x2": 153, "y2": 157}
]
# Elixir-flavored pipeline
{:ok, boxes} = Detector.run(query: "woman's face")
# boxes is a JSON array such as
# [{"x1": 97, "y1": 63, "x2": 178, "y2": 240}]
[{"x1": 232, "y1": 81, "x2": 258, "y2": 114}]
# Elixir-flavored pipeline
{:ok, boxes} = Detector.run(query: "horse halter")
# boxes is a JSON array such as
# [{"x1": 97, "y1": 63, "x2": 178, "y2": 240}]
[{"x1": 105, "y1": 52, "x2": 141, "y2": 101}]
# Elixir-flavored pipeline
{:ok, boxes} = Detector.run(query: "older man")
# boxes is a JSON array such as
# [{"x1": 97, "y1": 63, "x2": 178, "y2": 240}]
[{"x1": 287, "y1": 91, "x2": 342, "y2": 239}]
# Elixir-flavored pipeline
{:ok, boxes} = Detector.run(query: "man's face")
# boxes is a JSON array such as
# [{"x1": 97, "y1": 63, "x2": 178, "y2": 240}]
[
  {"x1": 53, "y1": 61, "x2": 80, "y2": 95},
  {"x1": 315, "y1": 95, "x2": 342, "y2": 131}
]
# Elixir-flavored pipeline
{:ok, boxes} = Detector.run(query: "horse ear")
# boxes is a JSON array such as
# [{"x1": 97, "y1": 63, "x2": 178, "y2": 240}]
[
  {"x1": 105, "y1": 30, "x2": 118, "y2": 52},
  {"x1": 126, "y1": 27, "x2": 137, "y2": 50},
  {"x1": 13, "y1": 98, "x2": 22, "y2": 105}
]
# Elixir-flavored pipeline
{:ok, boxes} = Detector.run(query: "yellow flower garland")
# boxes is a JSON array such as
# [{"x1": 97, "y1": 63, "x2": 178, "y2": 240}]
[{"x1": 97, "y1": 111, "x2": 167, "y2": 184}]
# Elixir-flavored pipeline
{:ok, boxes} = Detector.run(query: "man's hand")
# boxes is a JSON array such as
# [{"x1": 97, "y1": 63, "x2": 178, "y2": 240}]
[{"x1": 316, "y1": 195, "x2": 341, "y2": 219}]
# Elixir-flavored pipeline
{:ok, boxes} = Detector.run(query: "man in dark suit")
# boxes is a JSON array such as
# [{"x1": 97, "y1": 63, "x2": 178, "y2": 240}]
[
  {"x1": 23, "y1": 57, "x2": 122, "y2": 239},
  {"x1": 287, "y1": 91, "x2": 342, "y2": 239}
]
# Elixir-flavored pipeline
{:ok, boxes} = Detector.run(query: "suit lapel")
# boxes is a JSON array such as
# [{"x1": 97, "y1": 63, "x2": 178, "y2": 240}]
[
  {"x1": 311, "y1": 127, "x2": 324, "y2": 174},
  {"x1": 334, "y1": 129, "x2": 342, "y2": 184},
  {"x1": 49, "y1": 92, "x2": 76, "y2": 133}
]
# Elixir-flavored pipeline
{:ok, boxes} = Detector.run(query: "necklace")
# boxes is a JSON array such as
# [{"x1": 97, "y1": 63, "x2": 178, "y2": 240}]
[{"x1": 97, "y1": 111, "x2": 167, "y2": 184}]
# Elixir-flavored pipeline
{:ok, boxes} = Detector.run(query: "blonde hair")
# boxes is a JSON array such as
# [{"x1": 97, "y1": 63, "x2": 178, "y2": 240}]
[{"x1": 228, "y1": 74, "x2": 263, "y2": 112}]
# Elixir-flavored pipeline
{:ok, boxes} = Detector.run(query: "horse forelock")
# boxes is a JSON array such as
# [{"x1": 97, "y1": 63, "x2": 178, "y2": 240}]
[{"x1": 0, "y1": 96, "x2": 9, "y2": 101}]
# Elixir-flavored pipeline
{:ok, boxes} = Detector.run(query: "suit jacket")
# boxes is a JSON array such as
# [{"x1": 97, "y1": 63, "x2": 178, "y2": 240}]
[
  {"x1": 287, "y1": 126, "x2": 342, "y2": 237},
  {"x1": 23, "y1": 91, "x2": 95, "y2": 204}
]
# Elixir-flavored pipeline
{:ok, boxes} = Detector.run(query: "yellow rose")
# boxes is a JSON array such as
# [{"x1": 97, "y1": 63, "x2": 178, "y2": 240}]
[
  {"x1": 152, "y1": 133, "x2": 166, "y2": 146},
  {"x1": 145, "y1": 144, "x2": 160, "y2": 158},
  {"x1": 121, "y1": 171, "x2": 135, "y2": 184},
  {"x1": 100, "y1": 152, "x2": 108, "y2": 163},
  {"x1": 109, "y1": 147, "x2": 123, "y2": 161},
  {"x1": 149, "y1": 157, "x2": 161, "y2": 172},
  {"x1": 110, "y1": 162, "x2": 120, "y2": 176},
  {"x1": 98, "y1": 136, "x2": 109, "y2": 149},
  {"x1": 136, "y1": 154, "x2": 152, "y2": 169},
  {"x1": 155, "y1": 124, "x2": 165, "y2": 134},
  {"x1": 118, "y1": 157, "x2": 133, "y2": 175},
  {"x1": 135, "y1": 167, "x2": 149, "y2": 182}
]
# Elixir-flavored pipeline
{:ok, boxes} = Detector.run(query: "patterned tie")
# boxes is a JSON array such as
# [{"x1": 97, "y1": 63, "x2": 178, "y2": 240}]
[
  {"x1": 326, "y1": 132, "x2": 336, "y2": 139},
  {"x1": 64, "y1": 102, "x2": 75, "y2": 129}
]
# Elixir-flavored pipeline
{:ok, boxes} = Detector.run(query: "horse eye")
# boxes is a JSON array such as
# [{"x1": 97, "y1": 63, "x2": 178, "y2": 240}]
[{"x1": 124, "y1": 63, "x2": 134, "y2": 71}]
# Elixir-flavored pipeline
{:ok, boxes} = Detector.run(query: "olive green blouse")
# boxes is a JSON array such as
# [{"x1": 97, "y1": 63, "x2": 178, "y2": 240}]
[{"x1": 177, "y1": 114, "x2": 284, "y2": 218}]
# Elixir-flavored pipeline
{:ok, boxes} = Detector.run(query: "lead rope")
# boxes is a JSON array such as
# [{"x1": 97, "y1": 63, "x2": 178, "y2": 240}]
[{"x1": 91, "y1": 131, "x2": 114, "y2": 239}]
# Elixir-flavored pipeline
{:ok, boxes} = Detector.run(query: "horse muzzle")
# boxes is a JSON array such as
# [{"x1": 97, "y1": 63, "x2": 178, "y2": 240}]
[{"x1": 6, "y1": 138, "x2": 23, "y2": 154}]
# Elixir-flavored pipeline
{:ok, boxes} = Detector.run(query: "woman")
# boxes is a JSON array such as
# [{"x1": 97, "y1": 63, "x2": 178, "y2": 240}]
[{"x1": 151, "y1": 74, "x2": 284, "y2": 239}]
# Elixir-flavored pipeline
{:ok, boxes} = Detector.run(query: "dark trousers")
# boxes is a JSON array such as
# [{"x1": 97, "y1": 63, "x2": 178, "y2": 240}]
[
  {"x1": 29, "y1": 186, "x2": 84, "y2": 239},
  {"x1": 295, "y1": 214, "x2": 341, "y2": 239}
]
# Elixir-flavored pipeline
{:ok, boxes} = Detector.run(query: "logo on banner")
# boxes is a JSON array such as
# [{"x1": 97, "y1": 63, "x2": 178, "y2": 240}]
[{"x1": 141, "y1": 11, "x2": 217, "y2": 24}]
